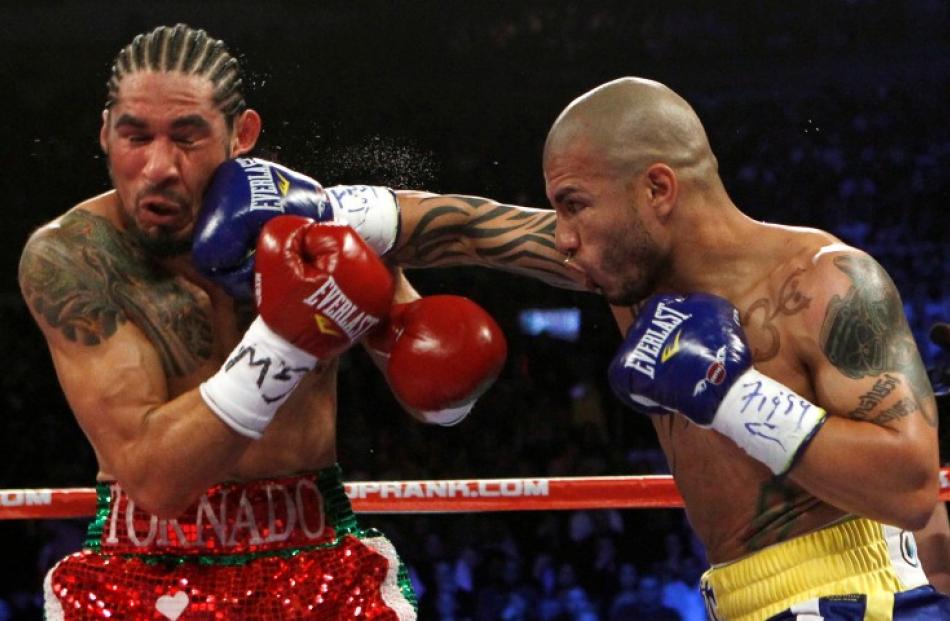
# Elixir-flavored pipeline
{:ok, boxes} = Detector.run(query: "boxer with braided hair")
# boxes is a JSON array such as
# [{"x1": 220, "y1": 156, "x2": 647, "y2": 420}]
[
  {"x1": 105, "y1": 23, "x2": 246, "y2": 122},
  {"x1": 18, "y1": 24, "x2": 553, "y2": 620}
]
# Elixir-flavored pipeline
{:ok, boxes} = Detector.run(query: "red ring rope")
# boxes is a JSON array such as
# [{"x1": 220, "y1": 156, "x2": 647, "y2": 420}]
[{"x1": 2, "y1": 468, "x2": 949, "y2": 519}]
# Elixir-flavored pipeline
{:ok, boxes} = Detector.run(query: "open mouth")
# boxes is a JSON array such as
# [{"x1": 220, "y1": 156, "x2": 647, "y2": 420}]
[
  {"x1": 139, "y1": 197, "x2": 185, "y2": 226},
  {"x1": 146, "y1": 203, "x2": 177, "y2": 216}
]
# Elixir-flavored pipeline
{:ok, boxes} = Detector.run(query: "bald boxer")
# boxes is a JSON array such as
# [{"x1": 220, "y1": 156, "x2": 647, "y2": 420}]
[
  {"x1": 17, "y1": 24, "x2": 534, "y2": 621},
  {"x1": 545, "y1": 78, "x2": 948, "y2": 620},
  {"x1": 381, "y1": 79, "x2": 950, "y2": 618},
  {"x1": 386, "y1": 78, "x2": 950, "y2": 616}
]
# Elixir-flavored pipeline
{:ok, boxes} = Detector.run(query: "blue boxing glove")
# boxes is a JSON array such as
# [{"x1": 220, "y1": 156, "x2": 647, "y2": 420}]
[
  {"x1": 608, "y1": 293, "x2": 827, "y2": 475},
  {"x1": 193, "y1": 158, "x2": 400, "y2": 299}
]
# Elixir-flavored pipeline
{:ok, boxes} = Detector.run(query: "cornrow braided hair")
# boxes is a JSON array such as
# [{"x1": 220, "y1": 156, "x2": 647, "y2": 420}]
[{"x1": 105, "y1": 24, "x2": 247, "y2": 123}]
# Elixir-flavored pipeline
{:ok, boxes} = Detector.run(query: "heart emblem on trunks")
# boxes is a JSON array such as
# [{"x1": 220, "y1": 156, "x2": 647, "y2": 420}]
[{"x1": 155, "y1": 591, "x2": 190, "y2": 620}]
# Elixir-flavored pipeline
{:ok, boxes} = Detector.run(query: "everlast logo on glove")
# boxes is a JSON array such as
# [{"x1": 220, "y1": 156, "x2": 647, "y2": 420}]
[
  {"x1": 235, "y1": 157, "x2": 290, "y2": 211},
  {"x1": 303, "y1": 276, "x2": 382, "y2": 341},
  {"x1": 622, "y1": 301, "x2": 692, "y2": 379}
]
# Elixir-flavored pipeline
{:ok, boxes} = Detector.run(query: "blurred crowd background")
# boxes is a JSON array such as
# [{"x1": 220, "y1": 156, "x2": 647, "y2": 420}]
[{"x1": 1, "y1": 1, "x2": 948, "y2": 619}]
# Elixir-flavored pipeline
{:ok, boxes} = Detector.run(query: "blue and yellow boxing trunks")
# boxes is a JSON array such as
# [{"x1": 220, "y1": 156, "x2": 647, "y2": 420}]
[
  {"x1": 700, "y1": 516, "x2": 950, "y2": 620},
  {"x1": 43, "y1": 466, "x2": 417, "y2": 620}
]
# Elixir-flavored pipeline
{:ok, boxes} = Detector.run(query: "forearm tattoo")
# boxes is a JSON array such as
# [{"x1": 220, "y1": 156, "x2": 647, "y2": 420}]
[
  {"x1": 397, "y1": 195, "x2": 580, "y2": 289},
  {"x1": 819, "y1": 255, "x2": 936, "y2": 426},
  {"x1": 19, "y1": 210, "x2": 212, "y2": 377}
]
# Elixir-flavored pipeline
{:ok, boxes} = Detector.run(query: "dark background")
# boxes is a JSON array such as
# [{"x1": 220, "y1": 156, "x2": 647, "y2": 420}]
[{"x1": 0, "y1": 2, "x2": 948, "y2": 619}]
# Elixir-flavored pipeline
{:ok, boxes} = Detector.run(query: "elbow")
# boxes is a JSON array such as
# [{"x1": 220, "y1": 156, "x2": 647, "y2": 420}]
[
  {"x1": 899, "y1": 504, "x2": 936, "y2": 533},
  {"x1": 128, "y1": 486, "x2": 196, "y2": 520},
  {"x1": 908, "y1": 496, "x2": 942, "y2": 533},
  {"x1": 108, "y1": 439, "x2": 207, "y2": 518},
  {"x1": 893, "y1": 472, "x2": 940, "y2": 532},
  {"x1": 113, "y1": 465, "x2": 199, "y2": 519}
]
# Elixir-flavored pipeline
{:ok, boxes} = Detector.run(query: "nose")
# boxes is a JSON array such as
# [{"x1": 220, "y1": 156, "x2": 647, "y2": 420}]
[
  {"x1": 142, "y1": 137, "x2": 181, "y2": 186},
  {"x1": 554, "y1": 216, "x2": 577, "y2": 257}
]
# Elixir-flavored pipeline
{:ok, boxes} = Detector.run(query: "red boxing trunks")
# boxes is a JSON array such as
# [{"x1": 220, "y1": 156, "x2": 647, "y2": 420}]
[{"x1": 43, "y1": 466, "x2": 417, "y2": 620}]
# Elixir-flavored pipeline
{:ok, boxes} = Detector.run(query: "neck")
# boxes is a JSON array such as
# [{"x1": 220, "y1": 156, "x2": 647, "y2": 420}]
[{"x1": 656, "y1": 190, "x2": 768, "y2": 299}]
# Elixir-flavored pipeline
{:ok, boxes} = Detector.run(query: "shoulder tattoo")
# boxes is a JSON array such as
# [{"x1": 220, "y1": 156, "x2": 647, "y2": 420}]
[
  {"x1": 20, "y1": 211, "x2": 135, "y2": 345},
  {"x1": 819, "y1": 254, "x2": 936, "y2": 426},
  {"x1": 19, "y1": 211, "x2": 212, "y2": 377}
]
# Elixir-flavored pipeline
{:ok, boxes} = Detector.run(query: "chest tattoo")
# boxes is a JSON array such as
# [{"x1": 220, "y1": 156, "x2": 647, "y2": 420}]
[{"x1": 741, "y1": 268, "x2": 811, "y2": 363}]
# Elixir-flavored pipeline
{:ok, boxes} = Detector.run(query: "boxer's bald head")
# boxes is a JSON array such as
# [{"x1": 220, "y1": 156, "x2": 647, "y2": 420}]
[
  {"x1": 544, "y1": 78, "x2": 727, "y2": 305},
  {"x1": 106, "y1": 24, "x2": 246, "y2": 126},
  {"x1": 544, "y1": 77, "x2": 718, "y2": 186}
]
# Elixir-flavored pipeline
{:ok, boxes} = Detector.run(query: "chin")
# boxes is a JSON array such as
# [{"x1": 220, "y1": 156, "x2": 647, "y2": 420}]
[
  {"x1": 137, "y1": 229, "x2": 193, "y2": 258},
  {"x1": 606, "y1": 282, "x2": 651, "y2": 307}
]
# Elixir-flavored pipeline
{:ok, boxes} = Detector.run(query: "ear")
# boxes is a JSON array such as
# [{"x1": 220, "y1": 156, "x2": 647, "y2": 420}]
[
  {"x1": 99, "y1": 109, "x2": 110, "y2": 154},
  {"x1": 230, "y1": 108, "x2": 261, "y2": 156},
  {"x1": 644, "y1": 163, "x2": 677, "y2": 221}
]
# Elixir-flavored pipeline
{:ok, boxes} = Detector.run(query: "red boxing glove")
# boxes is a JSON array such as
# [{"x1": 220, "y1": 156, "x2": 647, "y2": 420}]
[
  {"x1": 369, "y1": 295, "x2": 507, "y2": 425},
  {"x1": 256, "y1": 215, "x2": 394, "y2": 359}
]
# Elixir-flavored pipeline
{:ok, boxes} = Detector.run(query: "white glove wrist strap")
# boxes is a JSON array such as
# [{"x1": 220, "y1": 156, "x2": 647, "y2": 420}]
[
  {"x1": 325, "y1": 185, "x2": 400, "y2": 255},
  {"x1": 200, "y1": 316, "x2": 318, "y2": 439},
  {"x1": 712, "y1": 368, "x2": 827, "y2": 475}
]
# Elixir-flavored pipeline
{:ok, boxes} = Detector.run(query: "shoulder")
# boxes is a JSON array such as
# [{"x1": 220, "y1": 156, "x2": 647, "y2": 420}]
[
  {"x1": 800, "y1": 242, "x2": 897, "y2": 312},
  {"x1": 19, "y1": 208, "x2": 139, "y2": 345},
  {"x1": 751, "y1": 225, "x2": 899, "y2": 339},
  {"x1": 23, "y1": 201, "x2": 141, "y2": 264},
  {"x1": 790, "y1": 241, "x2": 908, "y2": 370},
  {"x1": 21, "y1": 208, "x2": 135, "y2": 286},
  {"x1": 743, "y1": 226, "x2": 846, "y2": 311},
  {"x1": 763, "y1": 225, "x2": 890, "y2": 308}
]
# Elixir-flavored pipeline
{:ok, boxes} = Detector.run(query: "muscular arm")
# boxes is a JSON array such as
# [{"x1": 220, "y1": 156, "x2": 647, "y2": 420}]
[
  {"x1": 19, "y1": 216, "x2": 250, "y2": 517},
  {"x1": 392, "y1": 191, "x2": 586, "y2": 290},
  {"x1": 789, "y1": 250, "x2": 939, "y2": 529}
]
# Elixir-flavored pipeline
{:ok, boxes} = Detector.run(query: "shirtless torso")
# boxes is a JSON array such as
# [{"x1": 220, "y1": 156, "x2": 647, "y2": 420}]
[
  {"x1": 611, "y1": 224, "x2": 938, "y2": 564},
  {"x1": 21, "y1": 191, "x2": 340, "y2": 488}
]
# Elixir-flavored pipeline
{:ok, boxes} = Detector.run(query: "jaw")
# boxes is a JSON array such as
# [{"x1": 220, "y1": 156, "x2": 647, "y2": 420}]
[
  {"x1": 599, "y1": 257, "x2": 665, "y2": 307},
  {"x1": 124, "y1": 210, "x2": 195, "y2": 257}
]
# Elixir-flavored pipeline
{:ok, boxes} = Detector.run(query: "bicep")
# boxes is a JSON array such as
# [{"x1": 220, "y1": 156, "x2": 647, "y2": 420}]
[
  {"x1": 43, "y1": 318, "x2": 170, "y2": 467},
  {"x1": 19, "y1": 226, "x2": 169, "y2": 465},
  {"x1": 808, "y1": 252, "x2": 937, "y2": 437}
]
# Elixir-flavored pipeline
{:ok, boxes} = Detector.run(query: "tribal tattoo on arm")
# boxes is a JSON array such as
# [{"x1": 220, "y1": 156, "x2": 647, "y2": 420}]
[
  {"x1": 19, "y1": 211, "x2": 212, "y2": 377},
  {"x1": 819, "y1": 254, "x2": 936, "y2": 427},
  {"x1": 394, "y1": 194, "x2": 584, "y2": 290}
]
